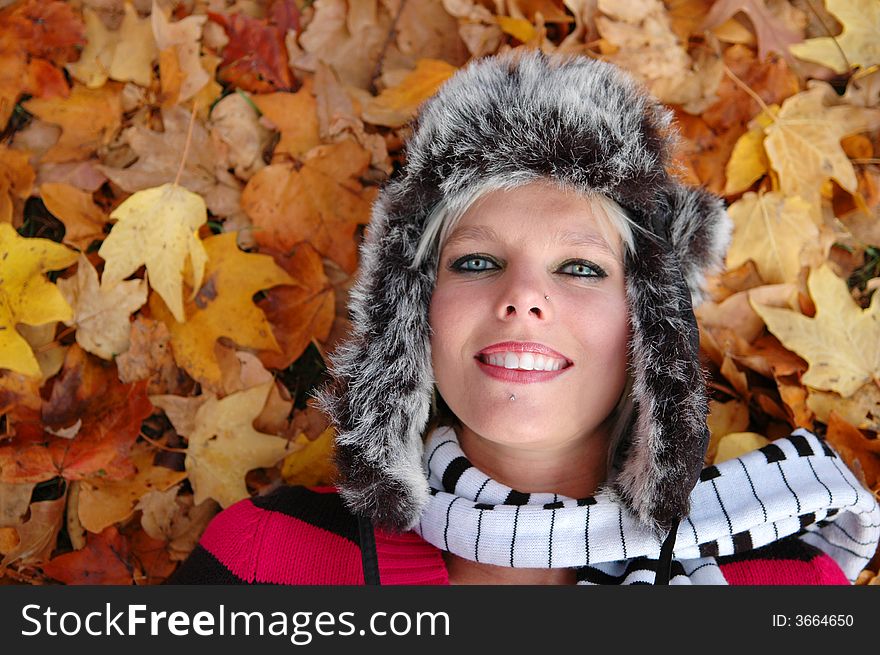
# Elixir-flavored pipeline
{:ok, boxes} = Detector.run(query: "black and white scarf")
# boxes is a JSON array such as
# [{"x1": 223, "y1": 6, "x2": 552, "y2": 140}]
[{"x1": 412, "y1": 426, "x2": 880, "y2": 585}]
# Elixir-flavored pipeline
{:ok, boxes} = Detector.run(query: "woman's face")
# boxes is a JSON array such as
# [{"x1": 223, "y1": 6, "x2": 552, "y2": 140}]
[{"x1": 429, "y1": 181, "x2": 630, "y2": 453}]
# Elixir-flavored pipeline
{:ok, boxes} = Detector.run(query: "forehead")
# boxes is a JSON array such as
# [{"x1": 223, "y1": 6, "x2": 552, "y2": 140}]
[{"x1": 445, "y1": 183, "x2": 623, "y2": 258}]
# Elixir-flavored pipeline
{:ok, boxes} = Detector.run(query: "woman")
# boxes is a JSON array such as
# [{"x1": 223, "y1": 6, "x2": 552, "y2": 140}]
[{"x1": 169, "y1": 50, "x2": 880, "y2": 585}]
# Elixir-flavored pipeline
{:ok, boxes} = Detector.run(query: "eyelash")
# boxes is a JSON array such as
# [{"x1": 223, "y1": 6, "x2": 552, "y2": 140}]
[{"x1": 449, "y1": 254, "x2": 607, "y2": 279}]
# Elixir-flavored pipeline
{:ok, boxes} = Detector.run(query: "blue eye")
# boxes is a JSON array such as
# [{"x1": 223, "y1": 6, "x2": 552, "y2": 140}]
[
  {"x1": 453, "y1": 256, "x2": 498, "y2": 272},
  {"x1": 559, "y1": 261, "x2": 605, "y2": 278}
]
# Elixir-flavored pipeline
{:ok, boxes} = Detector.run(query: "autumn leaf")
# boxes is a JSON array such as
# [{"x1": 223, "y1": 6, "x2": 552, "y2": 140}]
[
  {"x1": 208, "y1": 7, "x2": 294, "y2": 93},
  {"x1": 789, "y1": 0, "x2": 880, "y2": 74},
  {"x1": 116, "y1": 316, "x2": 181, "y2": 395},
  {"x1": 280, "y1": 426, "x2": 336, "y2": 487},
  {"x1": 58, "y1": 254, "x2": 148, "y2": 360},
  {"x1": 209, "y1": 91, "x2": 270, "y2": 180},
  {"x1": 702, "y1": 0, "x2": 802, "y2": 63},
  {"x1": 21, "y1": 83, "x2": 122, "y2": 163},
  {"x1": 42, "y1": 526, "x2": 136, "y2": 584},
  {"x1": 713, "y1": 432, "x2": 770, "y2": 465},
  {"x1": 251, "y1": 78, "x2": 322, "y2": 159},
  {"x1": 76, "y1": 443, "x2": 186, "y2": 534},
  {"x1": 98, "y1": 183, "x2": 208, "y2": 323},
  {"x1": 181, "y1": 382, "x2": 293, "y2": 508},
  {"x1": 0, "y1": 494, "x2": 66, "y2": 569},
  {"x1": 763, "y1": 82, "x2": 880, "y2": 211},
  {"x1": 825, "y1": 411, "x2": 880, "y2": 490},
  {"x1": 39, "y1": 182, "x2": 108, "y2": 251},
  {"x1": 241, "y1": 139, "x2": 375, "y2": 273},
  {"x1": 148, "y1": 231, "x2": 296, "y2": 388},
  {"x1": 360, "y1": 59, "x2": 458, "y2": 128},
  {"x1": 66, "y1": 3, "x2": 157, "y2": 88},
  {"x1": 0, "y1": 145, "x2": 35, "y2": 224},
  {"x1": 726, "y1": 192, "x2": 821, "y2": 285},
  {"x1": 151, "y1": 0, "x2": 209, "y2": 103},
  {"x1": 257, "y1": 242, "x2": 334, "y2": 370},
  {"x1": 751, "y1": 264, "x2": 880, "y2": 397},
  {"x1": 0, "y1": 223, "x2": 77, "y2": 378}
]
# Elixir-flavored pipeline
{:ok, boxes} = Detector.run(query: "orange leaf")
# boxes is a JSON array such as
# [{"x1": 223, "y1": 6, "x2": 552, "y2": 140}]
[
  {"x1": 826, "y1": 411, "x2": 880, "y2": 490},
  {"x1": 42, "y1": 526, "x2": 136, "y2": 585},
  {"x1": 251, "y1": 78, "x2": 321, "y2": 158}
]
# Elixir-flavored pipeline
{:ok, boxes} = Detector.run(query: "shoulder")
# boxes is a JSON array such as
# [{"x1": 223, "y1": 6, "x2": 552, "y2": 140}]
[
  {"x1": 716, "y1": 536, "x2": 850, "y2": 585},
  {"x1": 168, "y1": 486, "x2": 366, "y2": 584}
]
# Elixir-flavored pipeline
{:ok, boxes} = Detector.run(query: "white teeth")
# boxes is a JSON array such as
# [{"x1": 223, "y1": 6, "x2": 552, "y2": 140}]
[{"x1": 484, "y1": 352, "x2": 566, "y2": 371}]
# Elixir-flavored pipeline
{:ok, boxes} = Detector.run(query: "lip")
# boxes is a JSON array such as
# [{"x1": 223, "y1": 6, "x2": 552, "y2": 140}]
[
  {"x1": 476, "y1": 357, "x2": 570, "y2": 383},
  {"x1": 476, "y1": 341, "x2": 571, "y2": 363}
]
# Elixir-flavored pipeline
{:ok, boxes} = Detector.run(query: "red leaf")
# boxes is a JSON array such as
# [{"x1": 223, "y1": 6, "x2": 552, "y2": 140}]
[
  {"x1": 208, "y1": 11, "x2": 294, "y2": 93},
  {"x1": 42, "y1": 527, "x2": 136, "y2": 585}
]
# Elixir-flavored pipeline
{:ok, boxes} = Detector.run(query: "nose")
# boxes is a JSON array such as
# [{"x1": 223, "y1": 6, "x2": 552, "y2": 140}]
[{"x1": 498, "y1": 277, "x2": 550, "y2": 320}]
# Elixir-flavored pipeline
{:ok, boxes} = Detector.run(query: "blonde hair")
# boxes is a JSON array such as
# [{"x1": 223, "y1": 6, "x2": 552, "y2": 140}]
[{"x1": 417, "y1": 177, "x2": 640, "y2": 480}]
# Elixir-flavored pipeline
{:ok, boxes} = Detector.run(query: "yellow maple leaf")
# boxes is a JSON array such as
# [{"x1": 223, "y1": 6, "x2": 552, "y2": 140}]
[
  {"x1": 98, "y1": 183, "x2": 208, "y2": 323},
  {"x1": 713, "y1": 432, "x2": 771, "y2": 465},
  {"x1": 57, "y1": 254, "x2": 148, "y2": 360},
  {"x1": 281, "y1": 427, "x2": 337, "y2": 487},
  {"x1": 763, "y1": 82, "x2": 880, "y2": 212},
  {"x1": 184, "y1": 383, "x2": 293, "y2": 508},
  {"x1": 750, "y1": 264, "x2": 880, "y2": 397},
  {"x1": 0, "y1": 224, "x2": 77, "y2": 378},
  {"x1": 789, "y1": 0, "x2": 880, "y2": 74},
  {"x1": 361, "y1": 59, "x2": 458, "y2": 128},
  {"x1": 148, "y1": 231, "x2": 297, "y2": 388},
  {"x1": 66, "y1": 3, "x2": 158, "y2": 88},
  {"x1": 726, "y1": 192, "x2": 820, "y2": 285}
]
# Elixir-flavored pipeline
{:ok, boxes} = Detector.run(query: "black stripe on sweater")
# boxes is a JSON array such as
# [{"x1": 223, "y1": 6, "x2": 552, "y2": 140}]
[
  {"x1": 166, "y1": 545, "x2": 249, "y2": 585},
  {"x1": 251, "y1": 486, "x2": 359, "y2": 546}
]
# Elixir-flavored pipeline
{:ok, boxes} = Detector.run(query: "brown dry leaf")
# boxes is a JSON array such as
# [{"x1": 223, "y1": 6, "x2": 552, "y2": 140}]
[
  {"x1": 734, "y1": 333, "x2": 808, "y2": 379},
  {"x1": 0, "y1": 482, "x2": 35, "y2": 528},
  {"x1": 696, "y1": 282, "x2": 799, "y2": 344},
  {"x1": 241, "y1": 139, "x2": 375, "y2": 273},
  {"x1": 0, "y1": 369, "x2": 42, "y2": 417},
  {"x1": 151, "y1": 0, "x2": 209, "y2": 103},
  {"x1": 763, "y1": 82, "x2": 880, "y2": 212},
  {"x1": 297, "y1": 0, "x2": 394, "y2": 90},
  {"x1": 360, "y1": 58, "x2": 457, "y2": 128},
  {"x1": 313, "y1": 62, "x2": 391, "y2": 174},
  {"x1": 442, "y1": 0, "x2": 504, "y2": 57},
  {"x1": 116, "y1": 316, "x2": 182, "y2": 395},
  {"x1": 389, "y1": 0, "x2": 470, "y2": 69},
  {"x1": 58, "y1": 254, "x2": 148, "y2": 360},
  {"x1": 21, "y1": 83, "x2": 122, "y2": 163},
  {"x1": 825, "y1": 411, "x2": 880, "y2": 490},
  {"x1": 0, "y1": 145, "x2": 35, "y2": 224},
  {"x1": 209, "y1": 91, "x2": 270, "y2": 181},
  {"x1": 280, "y1": 426, "x2": 336, "y2": 487},
  {"x1": 256, "y1": 242, "x2": 335, "y2": 370},
  {"x1": 149, "y1": 393, "x2": 209, "y2": 440},
  {"x1": 777, "y1": 380, "x2": 813, "y2": 428},
  {"x1": 137, "y1": 491, "x2": 219, "y2": 561},
  {"x1": 97, "y1": 105, "x2": 240, "y2": 218},
  {"x1": 702, "y1": 0, "x2": 802, "y2": 62},
  {"x1": 251, "y1": 78, "x2": 322, "y2": 159},
  {"x1": 0, "y1": 495, "x2": 66, "y2": 569},
  {"x1": 721, "y1": 355, "x2": 751, "y2": 399},
  {"x1": 726, "y1": 191, "x2": 822, "y2": 285},
  {"x1": 807, "y1": 383, "x2": 880, "y2": 432},
  {"x1": 595, "y1": 0, "x2": 723, "y2": 113},
  {"x1": 39, "y1": 182, "x2": 107, "y2": 251},
  {"x1": 751, "y1": 264, "x2": 880, "y2": 397},
  {"x1": 77, "y1": 442, "x2": 186, "y2": 534}
]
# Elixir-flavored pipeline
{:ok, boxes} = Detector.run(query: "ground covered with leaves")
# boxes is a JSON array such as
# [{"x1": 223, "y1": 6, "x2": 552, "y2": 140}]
[{"x1": 0, "y1": 0, "x2": 878, "y2": 585}]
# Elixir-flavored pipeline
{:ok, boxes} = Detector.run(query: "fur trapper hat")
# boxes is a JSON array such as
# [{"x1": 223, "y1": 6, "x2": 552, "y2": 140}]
[{"x1": 312, "y1": 49, "x2": 733, "y2": 535}]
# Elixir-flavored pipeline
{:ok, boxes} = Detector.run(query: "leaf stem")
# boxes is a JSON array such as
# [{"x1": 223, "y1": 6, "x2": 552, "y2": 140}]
[
  {"x1": 174, "y1": 100, "x2": 199, "y2": 188},
  {"x1": 722, "y1": 63, "x2": 773, "y2": 119},
  {"x1": 138, "y1": 431, "x2": 188, "y2": 454}
]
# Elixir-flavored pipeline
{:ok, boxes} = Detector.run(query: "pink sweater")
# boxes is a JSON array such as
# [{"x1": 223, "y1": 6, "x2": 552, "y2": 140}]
[{"x1": 168, "y1": 485, "x2": 850, "y2": 585}]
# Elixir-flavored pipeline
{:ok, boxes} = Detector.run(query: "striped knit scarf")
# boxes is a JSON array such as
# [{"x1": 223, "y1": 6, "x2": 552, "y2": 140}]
[{"x1": 412, "y1": 426, "x2": 880, "y2": 585}]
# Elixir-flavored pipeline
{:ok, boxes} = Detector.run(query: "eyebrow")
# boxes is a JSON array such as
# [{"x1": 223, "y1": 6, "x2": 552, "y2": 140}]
[{"x1": 445, "y1": 224, "x2": 619, "y2": 258}]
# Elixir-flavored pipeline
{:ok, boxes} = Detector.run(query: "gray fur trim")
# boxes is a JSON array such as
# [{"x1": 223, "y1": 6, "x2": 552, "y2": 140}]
[{"x1": 312, "y1": 49, "x2": 732, "y2": 534}]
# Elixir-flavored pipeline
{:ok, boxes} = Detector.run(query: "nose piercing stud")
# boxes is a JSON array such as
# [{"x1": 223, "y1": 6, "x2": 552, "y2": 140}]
[
  {"x1": 509, "y1": 394, "x2": 516, "y2": 401},
  {"x1": 545, "y1": 295, "x2": 550, "y2": 301}
]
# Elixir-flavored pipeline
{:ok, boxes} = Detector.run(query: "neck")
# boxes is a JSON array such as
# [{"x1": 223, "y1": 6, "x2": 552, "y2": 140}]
[{"x1": 452, "y1": 423, "x2": 612, "y2": 499}]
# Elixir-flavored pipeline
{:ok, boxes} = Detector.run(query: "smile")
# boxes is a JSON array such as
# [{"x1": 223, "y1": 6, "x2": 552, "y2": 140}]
[{"x1": 475, "y1": 356, "x2": 572, "y2": 383}]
